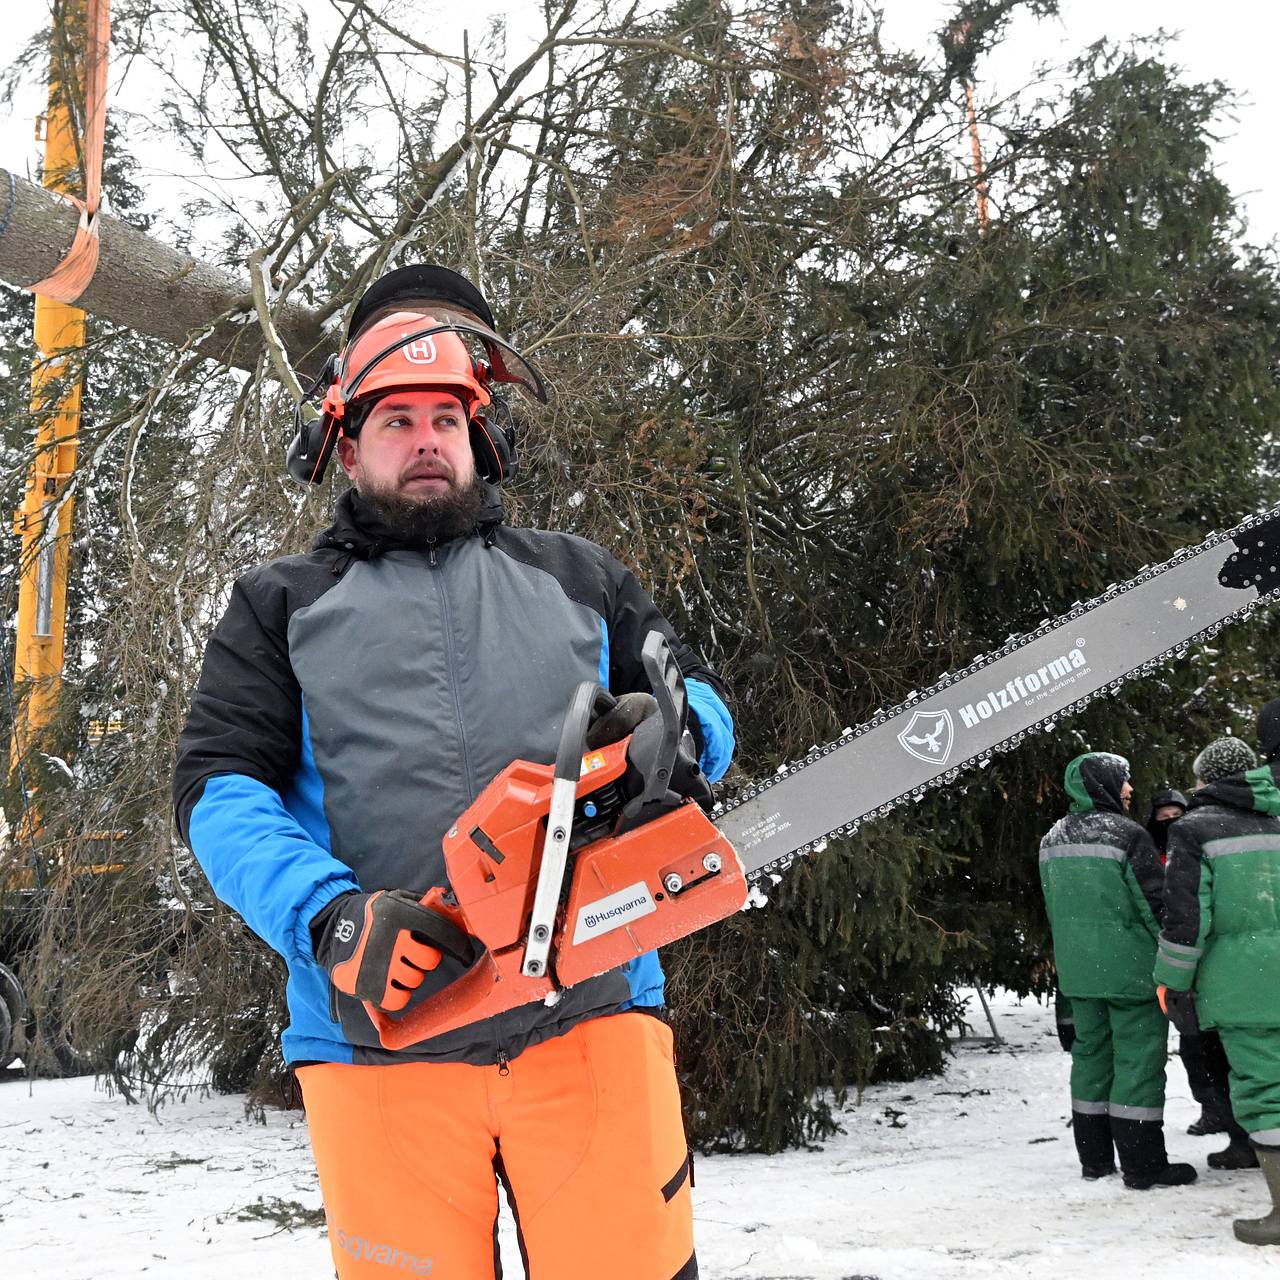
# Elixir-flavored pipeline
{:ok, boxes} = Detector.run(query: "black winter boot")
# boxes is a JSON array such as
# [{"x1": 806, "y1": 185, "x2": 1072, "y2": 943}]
[
  {"x1": 1187, "y1": 1090, "x2": 1232, "y2": 1136},
  {"x1": 1112, "y1": 1116, "x2": 1198, "y2": 1190},
  {"x1": 1233, "y1": 1147, "x2": 1280, "y2": 1246},
  {"x1": 1209, "y1": 1123, "x2": 1260, "y2": 1171},
  {"x1": 1182, "y1": 1031, "x2": 1233, "y2": 1134},
  {"x1": 1124, "y1": 1162, "x2": 1199, "y2": 1189},
  {"x1": 1188, "y1": 1107, "x2": 1230, "y2": 1137},
  {"x1": 1073, "y1": 1111, "x2": 1116, "y2": 1179}
]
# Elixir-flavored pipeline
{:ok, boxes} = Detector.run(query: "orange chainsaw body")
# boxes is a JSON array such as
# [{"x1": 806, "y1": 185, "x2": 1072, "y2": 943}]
[{"x1": 367, "y1": 736, "x2": 746, "y2": 1050}]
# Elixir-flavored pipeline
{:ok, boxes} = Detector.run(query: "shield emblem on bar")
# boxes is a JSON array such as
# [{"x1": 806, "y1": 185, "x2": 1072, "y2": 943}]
[{"x1": 896, "y1": 708, "x2": 954, "y2": 766}]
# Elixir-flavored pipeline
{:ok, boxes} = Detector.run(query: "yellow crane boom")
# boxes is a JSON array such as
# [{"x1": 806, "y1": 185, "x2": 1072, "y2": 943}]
[{"x1": 9, "y1": 0, "x2": 108, "y2": 844}]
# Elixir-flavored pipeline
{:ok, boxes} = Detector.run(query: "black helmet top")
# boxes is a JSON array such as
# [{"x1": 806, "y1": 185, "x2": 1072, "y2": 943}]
[{"x1": 346, "y1": 264, "x2": 497, "y2": 342}]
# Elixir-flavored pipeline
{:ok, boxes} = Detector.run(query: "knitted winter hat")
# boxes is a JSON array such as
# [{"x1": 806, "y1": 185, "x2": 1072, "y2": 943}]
[{"x1": 1192, "y1": 736, "x2": 1258, "y2": 784}]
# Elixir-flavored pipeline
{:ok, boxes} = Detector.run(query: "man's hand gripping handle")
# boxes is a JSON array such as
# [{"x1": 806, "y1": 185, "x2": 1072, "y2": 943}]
[{"x1": 313, "y1": 889, "x2": 475, "y2": 1012}]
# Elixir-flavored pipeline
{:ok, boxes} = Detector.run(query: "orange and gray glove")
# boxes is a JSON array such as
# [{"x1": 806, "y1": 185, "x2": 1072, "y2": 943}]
[
  {"x1": 312, "y1": 889, "x2": 467, "y2": 1012},
  {"x1": 1157, "y1": 984, "x2": 1200, "y2": 1037}
]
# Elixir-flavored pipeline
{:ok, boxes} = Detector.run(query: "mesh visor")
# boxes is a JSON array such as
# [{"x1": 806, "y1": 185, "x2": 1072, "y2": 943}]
[{"x1": 353, "y1": 302, "x2": 547, "y2": 403}]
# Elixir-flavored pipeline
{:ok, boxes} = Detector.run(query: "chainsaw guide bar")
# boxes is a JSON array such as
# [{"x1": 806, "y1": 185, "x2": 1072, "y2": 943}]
[{"x1": 715, "y1": 507, "x2": 1280, "y2": 885}]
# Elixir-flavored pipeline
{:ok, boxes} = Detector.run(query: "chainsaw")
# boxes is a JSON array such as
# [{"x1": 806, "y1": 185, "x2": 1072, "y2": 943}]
[
  {"x1": 365, "y1": 506, "x2": 1280, "y2": 1050},
  {"x1": 365, "y1": 632, "x2": 743, "y2": 1049}
]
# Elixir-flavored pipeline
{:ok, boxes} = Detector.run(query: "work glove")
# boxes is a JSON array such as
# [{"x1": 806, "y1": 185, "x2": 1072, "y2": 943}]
[
  {"x1": 585, "y1": 691, "x2": 658, "y2": 749},
  {"x1": 1157, "y1": 985, "x2": 1201, "y2": 1038},
  {"x1": 312, "y1": 890, "x2": 450, "y2": 1012}
]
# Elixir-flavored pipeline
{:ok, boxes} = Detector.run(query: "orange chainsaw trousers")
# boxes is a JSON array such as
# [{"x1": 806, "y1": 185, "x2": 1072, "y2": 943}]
[{"x1": 297, "y1": 1011, "x2": 697, "y2": 1280}]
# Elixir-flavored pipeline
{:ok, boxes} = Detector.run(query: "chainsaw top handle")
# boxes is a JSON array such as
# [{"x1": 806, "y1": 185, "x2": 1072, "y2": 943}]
[
  {"x1": 521, "y1": 679, "x2": 615, "y2": 978},
  {"x1": 631, "y1": 631, "x2": 687, "y2": 809},
  {"x1": 555, "y1": 682, "x2": 617, "y2": 781}
]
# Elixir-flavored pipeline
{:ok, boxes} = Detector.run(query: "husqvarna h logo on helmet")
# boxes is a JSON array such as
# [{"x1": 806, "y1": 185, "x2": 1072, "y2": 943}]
[
  {"x1": 401, "y1": 334, "x2": 438, "y2": 364},
  {"x1": 897, "y1": 708, "x2": 954, "y2": 765}
]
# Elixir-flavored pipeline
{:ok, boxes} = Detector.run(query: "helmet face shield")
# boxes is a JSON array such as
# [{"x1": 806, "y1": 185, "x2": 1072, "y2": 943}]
[{"x1": 351, "y1": 302, "x2": 547, "y2": 404}]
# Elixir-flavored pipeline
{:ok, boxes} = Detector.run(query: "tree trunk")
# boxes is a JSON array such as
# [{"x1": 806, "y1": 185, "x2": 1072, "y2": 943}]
[{"x1": 0, "y1": 168, "x2": 329, "y2": 376}]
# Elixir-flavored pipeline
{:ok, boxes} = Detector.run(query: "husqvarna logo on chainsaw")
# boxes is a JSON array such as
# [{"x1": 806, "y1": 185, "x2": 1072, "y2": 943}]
[
  {"x1": 402, "y1": 334, "x2": 438, "y2": 364},
  {"x1": 897, "y1": 708, "x2": 954, "y2": 765},
  {"x1": 573, "y1": 881, "x2": 657, "y2": 944}
]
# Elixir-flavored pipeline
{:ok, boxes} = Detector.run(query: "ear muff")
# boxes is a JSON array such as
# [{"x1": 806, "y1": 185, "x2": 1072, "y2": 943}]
[
  {"x1": 468, "y1": 417, "x2": 515, "y2": 484},
  {"x1": 286, "y1": 355, "x2": 343, "y2": 486},
  {"x1": 470, "y1": 396, "x2": 518, "y2": 485}
]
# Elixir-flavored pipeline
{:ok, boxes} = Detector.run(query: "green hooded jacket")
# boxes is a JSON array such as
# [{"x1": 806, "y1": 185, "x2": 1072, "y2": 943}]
[
  {"x1": 1154, "y1": 763, "x2": 1280, "y2": 1027},
  {"x1": 1039, "y1": 753, "x2": 1164, "y2": 999}
]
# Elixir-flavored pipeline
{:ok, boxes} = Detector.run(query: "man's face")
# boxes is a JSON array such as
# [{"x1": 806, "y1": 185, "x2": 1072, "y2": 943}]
[
  {"x1": 1120, "y1": 780, "x2": 1132, "y2": 811},
  {"x1": 337, "y1": 389, "x2": 476, "y2": 500},
  {"x1": 1154, "y1": 803, "x2": 1183, "y2": 823}
]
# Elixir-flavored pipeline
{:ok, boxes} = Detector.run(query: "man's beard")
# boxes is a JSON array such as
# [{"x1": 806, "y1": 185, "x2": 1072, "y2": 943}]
[{"x1": 356, "y1": 471, "x2": 488, "y2": 547}]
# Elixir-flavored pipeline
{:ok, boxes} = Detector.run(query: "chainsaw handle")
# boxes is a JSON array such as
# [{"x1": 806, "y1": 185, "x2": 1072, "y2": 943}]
[
  {"x1": 555, "y1": 683, "x2": 616, "y2": 780},
  {"x1": 395, "y1": 894, "x2": 477, "y2": 970},
  {"x1": 523, "y1": 681, "x2": 614, "y2": 979},
  {"x1": 363, "y1": 886, "x2": 490, "y2": 1045},
  {"x1": 632, "y1": 631, "x2": 686, "y2": 810}
]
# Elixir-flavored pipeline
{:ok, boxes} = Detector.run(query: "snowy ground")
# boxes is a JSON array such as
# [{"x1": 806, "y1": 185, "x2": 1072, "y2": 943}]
[{"x1": 1, "y1": 991, "x2": 1272, "y2": 1278}]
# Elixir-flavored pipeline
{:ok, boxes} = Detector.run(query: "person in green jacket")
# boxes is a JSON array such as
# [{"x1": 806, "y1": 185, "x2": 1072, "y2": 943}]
[
  {"x1": 1156, "y1": 729, "x2": 1280, "y2": 1246},
  {"x1": 1040, "y1": 751, "x2": 1196, "y2": 1189}
]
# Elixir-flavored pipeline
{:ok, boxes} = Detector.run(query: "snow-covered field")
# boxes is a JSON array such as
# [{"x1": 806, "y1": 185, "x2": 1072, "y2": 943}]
[{"x1": 0, "y1": 991, "x2": 1271, "y2": 1278}]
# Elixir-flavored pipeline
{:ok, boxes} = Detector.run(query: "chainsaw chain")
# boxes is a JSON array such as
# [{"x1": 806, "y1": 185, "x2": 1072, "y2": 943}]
[{"x1": 716, "y1": 508, "x2": 1280, "y2": 888}]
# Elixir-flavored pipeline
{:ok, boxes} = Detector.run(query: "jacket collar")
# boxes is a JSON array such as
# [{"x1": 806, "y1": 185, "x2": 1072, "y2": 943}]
[{"x1": 1190, "y1": 763, "x2": 1280, "y2": 818}]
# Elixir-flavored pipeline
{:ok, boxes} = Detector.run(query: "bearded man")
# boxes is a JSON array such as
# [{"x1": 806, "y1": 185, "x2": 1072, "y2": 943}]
[{"x1": 173, "y1": 265, "x2": 734, "y2": 1279}]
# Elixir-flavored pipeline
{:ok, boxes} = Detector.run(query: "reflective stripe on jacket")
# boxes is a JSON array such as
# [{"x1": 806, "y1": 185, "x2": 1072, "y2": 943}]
[{"x1": 1156, "y1": 766, "x2": 1280, "y2": 1027}]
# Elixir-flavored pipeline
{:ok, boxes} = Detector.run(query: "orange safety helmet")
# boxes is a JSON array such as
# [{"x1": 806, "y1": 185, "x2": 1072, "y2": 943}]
[
  {"x1": 287, "y1": 265, "x2": 547, "y2": 488},
  {"x1": 322, "y1": 312, "x2": 494, "y2": 427}
]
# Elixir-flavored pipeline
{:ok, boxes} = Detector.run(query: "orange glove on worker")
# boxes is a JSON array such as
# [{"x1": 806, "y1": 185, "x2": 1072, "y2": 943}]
[
  {"x1": 1157, "y1": 984, "x2": 1201, "y2": 1038},
  {"x1": 312, "y1": 890, "x2": 462, "y2": 1012}
]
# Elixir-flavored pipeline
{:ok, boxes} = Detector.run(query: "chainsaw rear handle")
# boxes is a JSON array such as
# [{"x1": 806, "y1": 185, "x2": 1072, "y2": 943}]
[
  {"x1": 391, "y1": 892, "x2": 477, "y2": 970},
  {"x1": 363, "y1": 885, "x2": 487, "y2": 1031}
]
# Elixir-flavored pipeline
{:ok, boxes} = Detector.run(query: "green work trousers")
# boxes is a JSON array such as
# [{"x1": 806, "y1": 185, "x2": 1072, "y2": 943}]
[
  {"x1": 1069, "y1": 996, "x2": 1167, "y2": 1121},
  {"x1": 1218, "y1": 1026, "x2": 1280, "y2": 1149}
]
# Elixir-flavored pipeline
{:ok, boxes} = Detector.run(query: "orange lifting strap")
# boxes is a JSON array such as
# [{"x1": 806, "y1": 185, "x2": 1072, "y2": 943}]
[{"x1": 29, "y1": 0, "x2": 111, "y2": 304}]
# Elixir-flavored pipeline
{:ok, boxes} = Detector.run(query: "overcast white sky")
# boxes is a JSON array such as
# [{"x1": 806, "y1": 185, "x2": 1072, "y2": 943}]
[
  {"x1": 878, "y1": 0, "x2": 1280, "y2": 245},
  {"x1": 2, "y1": 0, "x2": 1279, "y2": 246}
]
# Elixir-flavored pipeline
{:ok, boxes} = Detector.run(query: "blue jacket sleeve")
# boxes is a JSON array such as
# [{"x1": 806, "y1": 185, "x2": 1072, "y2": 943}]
[
  {"x1": 189, "y1": 773, "x2": 359, "y2": 964},
  {"x1": 175, "y1": 570, "x2": 360, "y2": 965},
  {"x1": 686, "y1": 677, "x2": 734, "y2": 783}
]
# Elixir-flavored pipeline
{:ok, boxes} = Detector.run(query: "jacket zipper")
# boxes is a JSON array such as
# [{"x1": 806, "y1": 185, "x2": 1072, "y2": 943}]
[
  {"x1": 428, "y1": 543, "x2": 476, "y2": 805},
  {"x1": 433, "y1": 540, "x2": 506, "y2": 1072}
]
